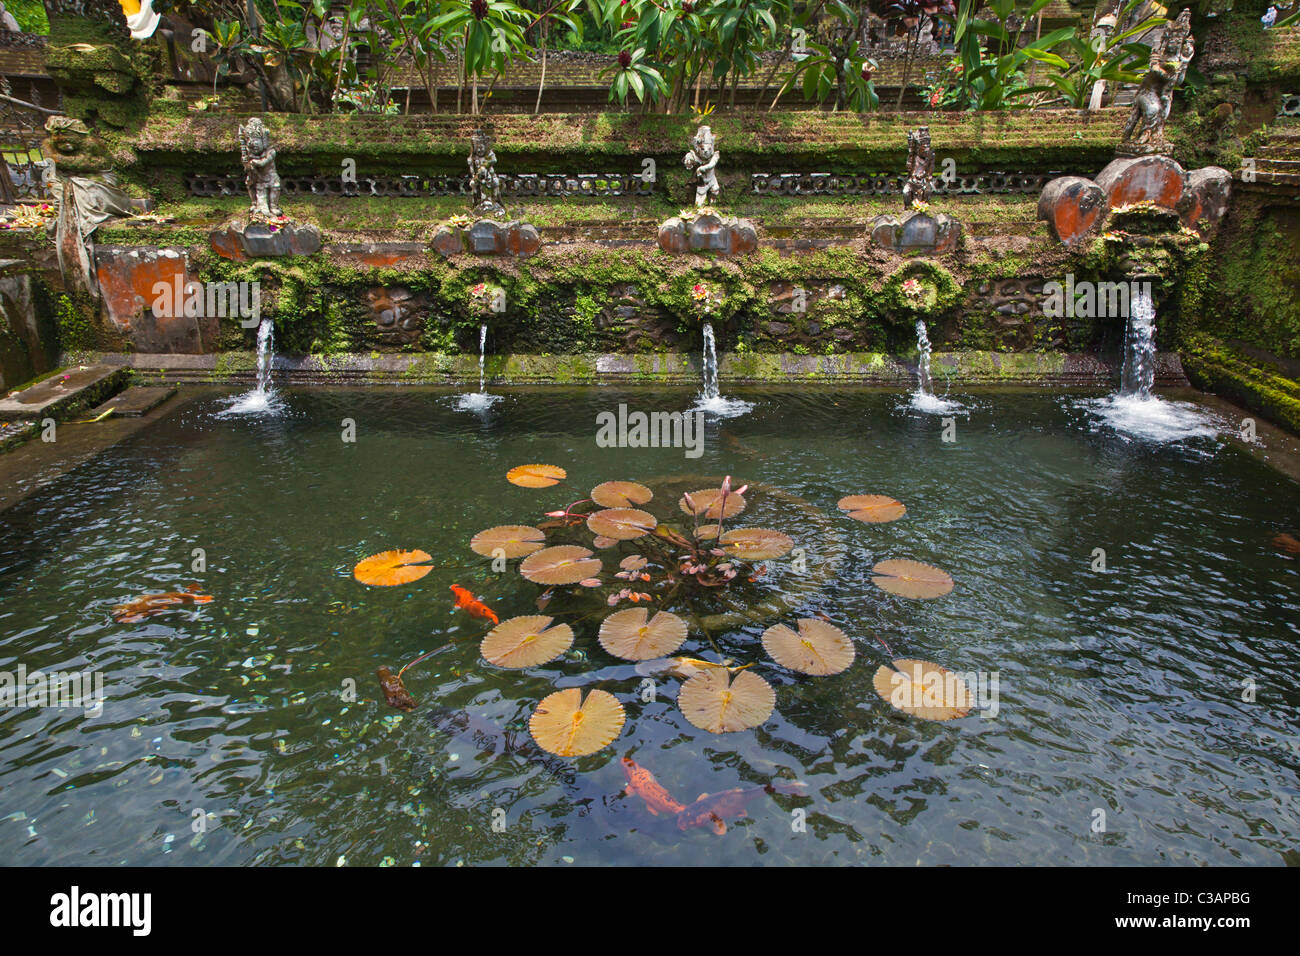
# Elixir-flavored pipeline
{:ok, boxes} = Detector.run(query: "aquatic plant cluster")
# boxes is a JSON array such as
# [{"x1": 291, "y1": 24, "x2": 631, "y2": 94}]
[{"x1": 355, "y1": 466, "x2": 971, "y2": 770}]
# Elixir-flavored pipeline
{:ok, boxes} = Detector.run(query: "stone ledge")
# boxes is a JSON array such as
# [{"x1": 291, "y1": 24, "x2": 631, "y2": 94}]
[{"x1": 83, "y1": 351, "x2": 1188, "y2": 388}]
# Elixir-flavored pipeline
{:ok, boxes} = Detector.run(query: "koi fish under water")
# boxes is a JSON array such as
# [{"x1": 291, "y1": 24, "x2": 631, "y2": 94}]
[
  {"x1": 449, "y1": 585, "x2": 498, "y2": 624},
  {"x1": 377, "y1": 666, "x2": 417, "y2": 712},
  {"x1": 621, "y1": 757, "x2": 686, "y2": 817},
  {"x1": 111, "y1": 585, "x2": 213, "y2": 623},
  {"x1": 1272, "y1": 532, "x2": 1300, "y2": 555},
  {"x1": 676, "y1": 781, "x2": 809, "y2": 835}
]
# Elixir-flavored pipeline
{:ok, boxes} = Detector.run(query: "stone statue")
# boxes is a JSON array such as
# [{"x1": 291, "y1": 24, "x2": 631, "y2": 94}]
[
  {"x1": 0, "y1": 3, "x2": 21, "y2": 31},
  {"x1": 902, "y1": 126, "x2": 934, "y2": 210},
  {"x1": 1119, "y1": 9, "x2": 1194, "y2": 154},
  {"x1": 468, "y1": 128, "x2": 506, "y2": 218},
  {"x1": 238, "y1": 117, "x2": 282, "y2": 219},
  {"x1": 684, "y1": 125, "x2": 720, "y2": 208}
]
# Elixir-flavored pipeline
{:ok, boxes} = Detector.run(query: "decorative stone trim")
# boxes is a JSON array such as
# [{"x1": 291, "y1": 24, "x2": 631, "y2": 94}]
[
  {"x1": 187, "y1": 171, "x2": 655, "y2": 199},
  {"x1": 751, "y1": 171, "x2": 1060, "y2": 197}
]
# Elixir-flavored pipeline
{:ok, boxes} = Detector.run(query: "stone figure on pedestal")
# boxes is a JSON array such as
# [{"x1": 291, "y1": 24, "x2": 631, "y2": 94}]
[
  {"x1": 902, "y1": 126, "x2": 934, "y2": 210},
  {"x1": 468, "y1": 128, "x2": 506, "y2": 219},
  {"x1": 238, "y1": 118, "x2": 282, "y2": 219},
  {"x1": 684, "y1": 126, "x2": 721, "y2": 208}
]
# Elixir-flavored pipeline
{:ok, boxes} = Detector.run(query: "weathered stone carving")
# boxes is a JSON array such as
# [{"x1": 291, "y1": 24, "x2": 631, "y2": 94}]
[
  {"x1": 468, "y1": 128, "x2": 506, "y2": 218},
  {"x1": 238, "y1": 117, "x2": 282, "y2": 218},
  {"x1": 1117, "y1": 9, "x2": 1194, "y2": 156},
  {"x1": 903, "y1": 127, "x2": 934, "y2": 210},
  {"x1": 684, "y1": 125, "x2": 721, "y2": 208},
  {"x1": 657, "y1": 213, "x2": 757, "y2": 257}
]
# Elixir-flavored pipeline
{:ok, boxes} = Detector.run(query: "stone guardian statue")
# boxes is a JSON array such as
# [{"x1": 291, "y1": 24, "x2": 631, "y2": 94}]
[
  {"x1": 902, "y1": 126, "x2": 934, "y2": 210},
  {"x1": 238, "y1": 117, "x2": 282, "y2": 219},
  {"x1": 684, "y1": 126, "x2": 721, "y2": 208}
]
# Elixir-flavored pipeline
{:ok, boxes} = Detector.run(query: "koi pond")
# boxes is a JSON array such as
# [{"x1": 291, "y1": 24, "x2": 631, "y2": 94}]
[{"x1": 1, "y1": 386, "x2": 1298, "y2": 866}]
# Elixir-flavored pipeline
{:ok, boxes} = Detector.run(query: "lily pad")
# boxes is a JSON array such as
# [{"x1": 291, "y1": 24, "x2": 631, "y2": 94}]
[
  {"x1": 591, "y1": 481, "x2": 654, "y2": 508},
  {"x1": 761, "y1": 619, "x2": 855, "y2": 676},
  {"x1": 529, "y1": 687, "x2": 626, "y2": 757},
  {"x1": 678, "y1": 669, "x2": 775, "y2": 733},
  {"x1": 587, "y1": 508, "x2": 658, "y2": 541},
  {"x1": 507, "y1": 464, "x2": 566, "y2": 488},
  {"x1": 871, "y1": 559, "x2": 953, "y2": 599},
  {"x1": 481, "y1": 615, "x2": 574, "y2": 669},
  {"x1": 520, "y1": 545, "x2": 603, "y2": 585},
  {"x1": 469, "y1": 525, "x2": 546, "y2": 559},
  {"x1": 353, "y1": 549, "x2": 433, "y2": 587},
  {"x1": 679, "y1": 489, "x2": 747, "y2": 520},
  {"x1": 599, "y1": 607, "x2": 689, "y2": 661},
  {"x1": 872, "y1": 658, "x2": 972, "y2": 721},
  {"x1": 720, "y1": 528, "x2": 794, "y2": 561},
  {"x1": 837, "y1": 494, "x2": 906, "y2": 524}
]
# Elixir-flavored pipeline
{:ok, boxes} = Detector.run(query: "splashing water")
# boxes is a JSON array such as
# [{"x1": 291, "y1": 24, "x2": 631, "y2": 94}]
[
  {"x1": 456, "y1": 322, "x2": 501, "y2": 411},
  {"x1": 907, "y1": 318, "x2": 961, "y2": 414},
  {"x1": 221, "y1": 317, "x2": 283, "y2": 416},
  {"x1": 1120, "y1": 288, "x2": 1157, "y2": 400},
  {"x1": 692, "y1": 321, "x2": 752, "y2": 417},
  {"x1": 1077, "y1": 285, "x2": 1219, "y2": 442}
]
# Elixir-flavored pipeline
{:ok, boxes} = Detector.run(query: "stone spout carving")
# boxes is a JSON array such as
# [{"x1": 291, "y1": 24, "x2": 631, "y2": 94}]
[
  {"x1": 238, "y1": 117, "x2": 282, "y2": 218},
  {"x1": 1118, "y1": 8, "x2": 1194, "y2": 156},
  {"x1": 468, "y1": 128, "x2": 506, "y2": 218},
  {"x1": 684, "y1": 125, "x2": 721, "y2": 208}
]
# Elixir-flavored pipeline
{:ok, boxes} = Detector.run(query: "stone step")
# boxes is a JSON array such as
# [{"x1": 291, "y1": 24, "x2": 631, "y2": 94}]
[
  {"x1": 89, "y1": 386, "x2": 177, "y2": 419},
  {"x1": 0, "y1": 365, "x2": 129, "y2": 422}
]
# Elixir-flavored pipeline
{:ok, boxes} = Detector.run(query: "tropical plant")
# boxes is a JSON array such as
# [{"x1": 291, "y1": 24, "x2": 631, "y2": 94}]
[
  {"x1": 428, "y1": 0, "x2": 534, "y2": 113},
  {"x1": 778, "y1": 0, "x2": 880, "y2": 112},
  {"x1": 1042, "y1": 0, "x2": 1166, "y2": 110},
  {"x1": 937, "y1": 0, "x2": 1075, "y2": 110}
]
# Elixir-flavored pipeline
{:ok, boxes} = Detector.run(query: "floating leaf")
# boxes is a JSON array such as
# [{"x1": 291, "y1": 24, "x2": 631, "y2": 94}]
[
  {"x1": 592, "y1": 535, "x2": 618, "y2": 549},
  {"x1": 872, "y1": 659, "x2": 971, "y2": 721},
  {"x1": 678, "y1": 669, "x2": 775, "y2": 733},
  {"x1": 591, "y1": 481, "x2": 653, "y2": 508},
  {"x1": 579, "y1": 578, "x2": 603, "y2": 588},
  {"x1": 469, "y1": 525, "x2": 545, "y2": 559},
  {"x1": 871, "y1": 559, "x2": 953, "y2": 599},
  {"x1": 837, "y1": 494, "x2": 906, "y2": 524},
  {"x1": 635, "y1": 656, "x2": 749, "y2": 680},
  {"x1": 111, "y1": 588, "x2": 213, "y2": 623},
  {"x1": 529, "y1": 687, "x2": 626, "y2": 757},
  {"x1": 695, "y1": 524, "x2": 720, "y2": 540},
  {"x1": 620, "y1": 555, "x2": 648, "y2": 571},
  {"x1": 587, "y1": 508, "x2": 657, "y2": 541},
  {"x1": 520, "y1": 545, "x2": 603, "y2": 585},
  {"x1": 481, "y1": 615, "x2": 574, "y2": 669},
  {"x1": 353, "y1": 549, "x2": 433, "y2": 587},
  {"x1": 507, "y1": 464, "x2": 566, "y2": 488},
  {"x1": 719, "y1": 528, "x2": 794, "y2": 561},
  {"x1": 377, "y1": 666, "x2": 416, "y2": 711},
  {"x1": 679, "y1": 489, "x2": 746, "y2": 520},
  {"x1": 599, "y1": 607, "x2": 689, "y2": 661},
  {"x1": 761, "y1": 619, "x2": 854, "y2": 676}
]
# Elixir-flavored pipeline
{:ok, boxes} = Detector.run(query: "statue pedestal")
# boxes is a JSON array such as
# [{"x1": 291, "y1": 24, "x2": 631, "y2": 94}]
[
  {"x1": 210, "y1": 220, "x2": 321, "y2": 260},
  {"x1": 657, "y1": 213, "x2": 758, "y2": 256},
  {"x1": 432, "y1": 219, "x2": 540, "y2": 258},
  {"x1": 868, "y1": 210, "x2": 962, "y2": 255}
]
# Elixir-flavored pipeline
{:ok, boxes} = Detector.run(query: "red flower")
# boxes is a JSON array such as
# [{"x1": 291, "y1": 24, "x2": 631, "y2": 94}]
[
  {"x1": 618, "y1": 49, "x2": 632, "y2": 69},
  {"x1": 471, "y1": 0, "x2": 487, "y2": 19},
  {"x1": 861, "y1": 65, "x2": 872, "y2": 82}
]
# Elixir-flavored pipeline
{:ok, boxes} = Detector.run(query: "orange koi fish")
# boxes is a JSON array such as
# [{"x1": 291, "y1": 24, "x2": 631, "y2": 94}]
[
  {"x1": 450, "y1": 585, "x2": 498, "y2": 624},
  {"x1": 621, "y1": 757, "x2": 686, "y2": 817},
  {"x1": 676, "y1": 781, "x2": 808, "y2": 835},
  {"x1": 112, "y1": 585, "x2": 213, "y2": 623}
]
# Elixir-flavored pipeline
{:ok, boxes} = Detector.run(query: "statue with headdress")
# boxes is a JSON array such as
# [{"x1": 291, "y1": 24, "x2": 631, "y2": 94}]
[
  {"x1": 902, "y1": 126, "x2": 934, "y2": 210},
  {"x1": 468, "y1": 128, "x2": 506, "y2": 218},
  {"x1": 238, "y1": 117, "x2": 282, "y2": 219},
  {"x1": 1119, "y1": 8, "x2": 1194, "y2": 155},
  {"x1": 684, "y1": 126, "x2": 721, "y2": 208}
]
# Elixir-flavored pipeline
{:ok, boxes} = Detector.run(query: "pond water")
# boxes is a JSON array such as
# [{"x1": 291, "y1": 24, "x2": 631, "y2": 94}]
[{"x1": 1, "y1": 387, "x2": 1298, "y2": 866}]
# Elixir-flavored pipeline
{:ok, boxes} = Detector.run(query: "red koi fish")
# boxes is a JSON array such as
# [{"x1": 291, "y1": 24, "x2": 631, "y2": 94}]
[
  {"x1": 621, "y1": 757, "x2": 686, "y2": 817},
  {"x1": 450, "y1": 585, "x2": 498, "y2": 624},
  {"x1": 676, "y1": 781, "x2": 808, "y2": 835},
  {"x1": 112, "y1": 585, "x2": 213, "y2": 623}
]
